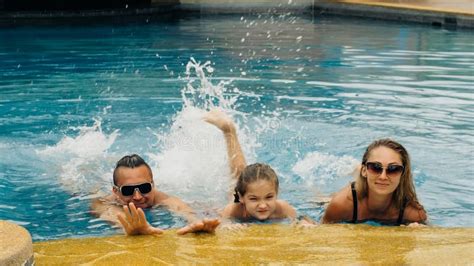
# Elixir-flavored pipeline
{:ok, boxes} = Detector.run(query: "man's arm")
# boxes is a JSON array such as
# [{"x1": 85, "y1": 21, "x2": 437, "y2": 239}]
[
  {"x1": 203, "y1": 108, "x2": 247, "y2": 178},
  {"x1": 90, "y1": 196, "x2": 123, "y2": 224},
  {"x1": 159, "y1": 193, "x2": 221, "y2": 235},
  {"x1": 91, "y1": 197, "x2": 163, "y2": 236},
  {"x1": 160, "y1": 194, "x2": 198, "y2": 223}
]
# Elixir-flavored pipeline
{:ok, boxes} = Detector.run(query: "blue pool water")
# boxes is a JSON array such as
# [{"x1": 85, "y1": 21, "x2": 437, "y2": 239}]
[{"x1": 1, "y1": 14, "x2": 473, "y2": 241}]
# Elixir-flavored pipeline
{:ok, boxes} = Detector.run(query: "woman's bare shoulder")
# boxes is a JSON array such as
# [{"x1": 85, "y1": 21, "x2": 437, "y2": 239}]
[
  {"x1": 321, "y1": 185, "x2": 354, "y2": 223},
  {"x1": 404, "y1": 202, "x2": 428, "y2": 223}
]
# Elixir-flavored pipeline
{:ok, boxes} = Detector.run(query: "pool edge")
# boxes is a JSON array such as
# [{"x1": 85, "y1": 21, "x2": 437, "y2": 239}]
[
  {"x1": 0, "y1": 1, "x2": 472, "y2": 28},
  {"x1": 0, "y1": 220, "x2": 34, "y2": 266}
]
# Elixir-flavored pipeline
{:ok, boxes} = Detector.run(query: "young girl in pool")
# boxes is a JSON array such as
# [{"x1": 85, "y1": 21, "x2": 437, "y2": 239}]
[
  {"x1": 204, "y1": 109, "x2": 296, "y2": 222},
  {"x1": 322, "y1": 138, "x2": 427, "y2": 226}
]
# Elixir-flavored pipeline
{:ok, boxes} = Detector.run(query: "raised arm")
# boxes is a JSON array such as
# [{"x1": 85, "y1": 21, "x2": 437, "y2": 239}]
[{"x1": 203, "y1": 108, "x2": 247, "y2": 178}]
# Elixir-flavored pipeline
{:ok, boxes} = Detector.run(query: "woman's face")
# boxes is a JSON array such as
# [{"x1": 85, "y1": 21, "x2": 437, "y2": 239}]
[
  {"x1": 362, "y1": 146, "x2": 403, "y2": 196},
  {"x1": 240, "y1": 179, "x2": 278, "y2": 220}
]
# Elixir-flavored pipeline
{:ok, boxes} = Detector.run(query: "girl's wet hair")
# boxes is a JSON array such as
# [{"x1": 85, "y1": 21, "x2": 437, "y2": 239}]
[
  {"x1": 356, "y1": 138, "x2": 423, "y2": 210},
  {"x1": 233, "y1": 163, "x2": 279, "y2": 203}
]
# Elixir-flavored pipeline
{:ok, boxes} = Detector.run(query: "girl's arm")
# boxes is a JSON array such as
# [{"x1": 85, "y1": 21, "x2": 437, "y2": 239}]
[{"x1": 204, "y1": 108, "x2": 247, "y2": 178}]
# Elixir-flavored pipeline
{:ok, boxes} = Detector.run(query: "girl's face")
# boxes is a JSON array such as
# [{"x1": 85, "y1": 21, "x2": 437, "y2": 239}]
[
  {"x1": 362, "y1": 146, "x2": 403, "y2": 196},
  {"x1": 240, "y1": 179, "x2": 278, "y2": 220}
]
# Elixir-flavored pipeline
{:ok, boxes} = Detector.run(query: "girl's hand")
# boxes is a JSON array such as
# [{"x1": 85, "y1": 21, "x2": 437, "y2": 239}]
[{"x1": 203, "y1": 108, "x2": 235, "y2": 133}]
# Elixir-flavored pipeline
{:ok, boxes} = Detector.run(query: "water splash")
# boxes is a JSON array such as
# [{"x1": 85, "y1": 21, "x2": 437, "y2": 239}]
[
  {"x1": 182, "y1": 57, "x2": 239, "y2": 110},
  {"x1": 150, "y1": 59, "x2": 256, "y2": 204},
  {"x1": 37, "y1": 118, "x2": 119, "y2": 195},
  {"x1": 292, "y1": 152, "x2": 359, "y2": 187}
]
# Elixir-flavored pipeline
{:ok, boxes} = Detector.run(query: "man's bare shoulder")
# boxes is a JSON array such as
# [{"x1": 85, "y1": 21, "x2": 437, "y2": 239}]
[
  {"x1": 154, "y1": 190, "x2": 170, "y2": 204},
  {"x1": 91, "y1": 194, "x2": 116, "y2": 209},
  {"x1": 90, "y1": 194, "x2": 123, "y2": 224}
]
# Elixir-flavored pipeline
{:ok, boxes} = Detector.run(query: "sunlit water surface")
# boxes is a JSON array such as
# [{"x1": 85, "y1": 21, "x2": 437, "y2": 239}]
[{"x1": 0, "y1": 13, "x2": 473, "y2": 241}]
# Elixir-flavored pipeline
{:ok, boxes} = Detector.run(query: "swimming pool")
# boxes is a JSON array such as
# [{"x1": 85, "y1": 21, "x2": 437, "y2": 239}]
[{"x1": 1, "y1": 13, "x2": 473, "y2": 241}]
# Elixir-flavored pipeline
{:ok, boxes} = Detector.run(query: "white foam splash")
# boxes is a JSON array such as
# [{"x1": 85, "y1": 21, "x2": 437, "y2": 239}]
[
  {"x1": 37, "y1": 118, "x2": 119, "y2": 195},
  {"x1": 292, "y1": 152, "x2": 359, "y2": 186},
  {"x1": 40, "y1": 118, "x2": 118, "y2": 158},
  {"x1": 182, "y1": 57, "x2": 239, "y2": 110},
  {"x1": 149, "y1": 59, "x2": 257, "y2": 203}
]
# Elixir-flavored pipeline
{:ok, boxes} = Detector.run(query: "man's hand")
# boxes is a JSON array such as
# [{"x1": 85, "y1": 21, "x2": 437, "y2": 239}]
[
  {"x1": 176, "y1": 218, "x2": 221, "y2": 235},
  {"x1": 117, "y1": 202, "x2": 164, "y2": 236},
  {"x1": 203, "y1": 108, "x2": 235, "y2": 133}
]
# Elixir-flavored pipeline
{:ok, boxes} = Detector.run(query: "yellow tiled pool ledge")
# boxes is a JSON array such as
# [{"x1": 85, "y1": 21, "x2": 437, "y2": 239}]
[{"x1": 33, "y1": 224, "x2": 474, "y2": 265}]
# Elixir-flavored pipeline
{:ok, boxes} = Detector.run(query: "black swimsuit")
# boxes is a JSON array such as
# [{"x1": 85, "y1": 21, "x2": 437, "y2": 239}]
[{"x1": 350, "y1": 182, "x2": 407, "y2": 225}]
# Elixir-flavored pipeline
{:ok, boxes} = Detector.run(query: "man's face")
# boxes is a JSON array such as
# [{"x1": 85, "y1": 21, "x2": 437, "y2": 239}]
[{"x1": 113, "y1": 165, "x2": 156, "y2": 209}]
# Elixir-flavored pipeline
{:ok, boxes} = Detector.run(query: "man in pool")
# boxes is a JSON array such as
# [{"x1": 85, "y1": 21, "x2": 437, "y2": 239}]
[{"x1": 91, "y1": 154, "x2": 220, "y2": 236}]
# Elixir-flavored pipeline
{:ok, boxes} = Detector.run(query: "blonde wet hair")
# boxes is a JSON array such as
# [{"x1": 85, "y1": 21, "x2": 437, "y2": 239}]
[{"x1": 356, "y1": 138, "x2": 423, "y2": 210}]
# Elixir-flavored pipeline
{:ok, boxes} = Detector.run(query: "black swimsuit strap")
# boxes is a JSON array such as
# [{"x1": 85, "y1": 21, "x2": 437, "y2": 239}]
[
  {"x1": 397, "y1": 198, "x2": 408, "y2": 225},
  {"x1": 351, "y1": 182, "x2": 358, "y2": 223}
]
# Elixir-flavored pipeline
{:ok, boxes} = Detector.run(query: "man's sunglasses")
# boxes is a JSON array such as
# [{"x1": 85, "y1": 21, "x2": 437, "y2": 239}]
[
  {"x1": 114, "y1": 182, "x2": 153, "y2": 197},
  {"x1": 365, "y1": 162, "x2": 404, "y2": 178}
]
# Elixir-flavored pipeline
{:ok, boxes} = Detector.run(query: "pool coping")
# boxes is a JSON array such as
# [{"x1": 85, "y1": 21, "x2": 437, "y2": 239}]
[
  {"x1": 311, "y1": 1, "x2": 473, "y2": 28},
  {"x1": 0, "y1": 220, "x2": 34, "y2": 266},
  {"x1": 0, "y1": 1, "x2": 472, "y2": 28}
]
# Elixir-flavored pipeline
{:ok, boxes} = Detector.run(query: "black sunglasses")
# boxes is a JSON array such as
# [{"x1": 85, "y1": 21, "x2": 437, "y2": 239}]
[
  {"x1": 114, "y1": 182, "x2": 153, "y2": 197},
  {"x1": 365, "y1": 162, "x2": 404, "y2": 178}
]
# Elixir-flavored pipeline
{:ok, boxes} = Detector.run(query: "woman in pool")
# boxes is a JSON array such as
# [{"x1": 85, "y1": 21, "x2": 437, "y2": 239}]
[
  {"x1": 322, "y1": 139, "x2": 427, "y2": 226},
  {"x1": 204, "y1": 109, "x2": 296, "y2": 222}
]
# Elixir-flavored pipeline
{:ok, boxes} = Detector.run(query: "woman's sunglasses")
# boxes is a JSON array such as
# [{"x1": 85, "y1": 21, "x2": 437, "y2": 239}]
[
  {"x1": 365, "y1": 162, "x2": 404, "y2": 178},
  {"x1": 114, "y1": 182, "x2": 153, "y2": 197}
]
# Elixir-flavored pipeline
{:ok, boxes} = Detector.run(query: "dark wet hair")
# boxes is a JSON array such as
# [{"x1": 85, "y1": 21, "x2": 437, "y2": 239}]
[
  {"x1": 233, "y1": 163, "x2": 279, "y2": 203},
  {"x1": 113, "y1": 154, "x2": 153, "y2": 185}
]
